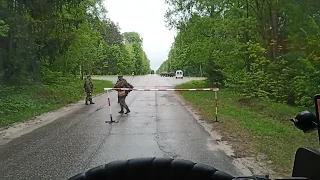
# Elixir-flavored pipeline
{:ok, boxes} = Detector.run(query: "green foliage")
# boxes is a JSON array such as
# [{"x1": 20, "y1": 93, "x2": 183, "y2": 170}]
[
  {"x1": 0, "y1": 0, "x2": 151, "y2": 84},
  {"x1": 176, "y1": 80, "x2": 318, "y2": 176},
  {"x1": 123, "y1": 32, "x2": 151, "y2": 75},
  {"x1": 0, "y1": 78, "x2": 113, "y2": 127},
  {"x1": 159, "y1": 0, "x2": 320, "y2": 107},
  {"x1": 0, "y1": 20, "x2": 9, "y2": 36}
]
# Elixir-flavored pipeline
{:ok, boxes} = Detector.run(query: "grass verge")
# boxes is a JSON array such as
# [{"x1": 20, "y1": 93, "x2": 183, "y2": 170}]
[
  {"x1": 176, "y1": 80, "x2": 318, "y2": 176},
  {"x1": 0, "y1": 79, "x2": 113, "y2": 128}
]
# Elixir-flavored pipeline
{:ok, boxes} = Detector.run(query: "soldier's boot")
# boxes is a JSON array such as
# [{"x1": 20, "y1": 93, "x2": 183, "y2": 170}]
[
  {"x1": 85, "y1": 99, "x2": 89, "y2": 105},
  {"x1": 125, "y1": 108, "x2": 130, "y2": 114},
  {"x1": 90, "y1": 99, "x2": 94, "y2": 104},
  {"x1": 119, "y1": 108, "x2": 124, "y2": 113}
]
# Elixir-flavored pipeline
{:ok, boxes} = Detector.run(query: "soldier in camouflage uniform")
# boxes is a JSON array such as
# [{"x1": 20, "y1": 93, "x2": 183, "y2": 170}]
[
  {"x1": 114, "y1": 75, "x2": 130, "y2": 114},
  {"x1": 84, "y1": 75, "x2": 94, "y2": 105}
]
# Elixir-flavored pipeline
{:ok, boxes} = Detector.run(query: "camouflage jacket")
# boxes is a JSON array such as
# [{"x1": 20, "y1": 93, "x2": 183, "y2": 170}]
[
  {"x1": 84, "y1": 79, "x2": 93, "y2": 92},
  {"x1": 114, "y1": 79, "x2": 128, "y2": 88},
  {"x1": 115, "y1": 79, "x2": 120, "y2": 85}
]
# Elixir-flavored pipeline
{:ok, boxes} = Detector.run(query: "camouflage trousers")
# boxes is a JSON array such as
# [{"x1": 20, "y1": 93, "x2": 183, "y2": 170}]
[
  {"x1": 85, "y1": 91, "x2": 93, "y2": 104},
  {"x1": 119, "y1": 96, "x2": 129, "y2": 111}
]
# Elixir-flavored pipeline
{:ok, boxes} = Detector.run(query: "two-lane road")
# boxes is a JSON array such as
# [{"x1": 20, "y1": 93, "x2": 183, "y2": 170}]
[{"x1": 0, "y1": 75, "x2": 244, "y2": 179}]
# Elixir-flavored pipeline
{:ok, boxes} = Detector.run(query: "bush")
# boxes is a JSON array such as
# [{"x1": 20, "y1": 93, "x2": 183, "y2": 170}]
[{"x1": 0, "y1": 78, "x2": 113, "y2": 127}]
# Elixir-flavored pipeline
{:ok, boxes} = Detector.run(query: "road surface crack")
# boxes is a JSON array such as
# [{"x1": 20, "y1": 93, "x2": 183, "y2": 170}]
[
  {"x1": 154, "y1": 87, "x2": 178, "y2": 159},
  {"x1": 153, "y1": 134, "x2": 178, "y2": 158},
  {"x1": 82, "y1": 124, "x2": 113, "y2": 170}
]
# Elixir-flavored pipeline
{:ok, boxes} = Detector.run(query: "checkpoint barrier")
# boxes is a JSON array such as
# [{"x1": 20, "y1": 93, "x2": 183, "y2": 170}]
[{"x1": 103, "y1": 88, "x2": 219, "y2": 124}]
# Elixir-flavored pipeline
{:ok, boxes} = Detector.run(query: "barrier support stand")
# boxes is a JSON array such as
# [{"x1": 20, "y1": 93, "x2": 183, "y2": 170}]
[
  {"x1": 105, "y1": 90, "x2": 116, "y2": 124},
  {"x1": 215, "y1": 90, "x2": 218, "y2": 122}
]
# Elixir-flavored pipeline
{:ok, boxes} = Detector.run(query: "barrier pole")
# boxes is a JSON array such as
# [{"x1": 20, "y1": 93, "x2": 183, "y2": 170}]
[
  {"x1": 105, "y1": 90, "x2": 115, "y2": 123},
  {"x1": 215, "y1": 90, "x2": 218, "y2": 122},
  {"x1": 103, "y1": 87, "x2": 219, "y2": 123}
]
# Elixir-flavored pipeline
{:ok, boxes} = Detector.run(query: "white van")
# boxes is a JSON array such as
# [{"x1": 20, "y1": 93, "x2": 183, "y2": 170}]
[{"x1": 175, "y1": 70, "x2": 183, "y2": 79}]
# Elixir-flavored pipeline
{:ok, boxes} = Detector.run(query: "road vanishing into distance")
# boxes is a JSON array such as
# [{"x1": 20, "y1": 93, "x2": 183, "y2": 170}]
[{"x1": 0, "y1": 75, "x2": 244, "y2": 179}]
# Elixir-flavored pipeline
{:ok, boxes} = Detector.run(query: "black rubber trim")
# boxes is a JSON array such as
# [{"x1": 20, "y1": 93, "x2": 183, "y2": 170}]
[{"x1": 68, "y1": 157, "x2": 234, "y2": 180}]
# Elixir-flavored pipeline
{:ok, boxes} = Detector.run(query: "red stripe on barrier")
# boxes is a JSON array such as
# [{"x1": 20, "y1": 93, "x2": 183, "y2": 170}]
[{"x1": 108, "y1": 98, "x2": 110, "y2": 106}]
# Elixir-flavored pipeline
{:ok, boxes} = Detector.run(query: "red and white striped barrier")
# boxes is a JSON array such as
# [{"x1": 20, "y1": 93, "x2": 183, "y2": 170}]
[
  {"x1": 104, "y1": 88, "x2": 219, "y2": 91},
  {"x1": 104, "y1": 87, "x2": 219, "y2": 123},
  {"x1": 106, "y1": 91, "x2": 113, "y2": 122}
]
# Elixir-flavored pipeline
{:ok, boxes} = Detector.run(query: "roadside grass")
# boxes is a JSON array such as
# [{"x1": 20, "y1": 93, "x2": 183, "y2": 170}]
[
  {"x1": 0, "y1": 79, "x2": 113, "y2": 128},
  {"x1": 176, "y1": 80, "x2": 319, "y2": 176}
]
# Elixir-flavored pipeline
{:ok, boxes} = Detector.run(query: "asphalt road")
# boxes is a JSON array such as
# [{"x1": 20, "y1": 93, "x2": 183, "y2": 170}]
[{"x1": 0, "y1": 75, "x2": 244, "y2": 179}]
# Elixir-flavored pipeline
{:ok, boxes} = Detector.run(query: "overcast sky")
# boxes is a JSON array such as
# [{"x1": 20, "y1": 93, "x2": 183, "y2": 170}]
[{"x1": 103, "y1": 0, "x2": 176, "y2": 70}]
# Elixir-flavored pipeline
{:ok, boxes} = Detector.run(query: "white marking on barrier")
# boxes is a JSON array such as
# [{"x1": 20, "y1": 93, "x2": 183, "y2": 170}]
[
  {"x1": 103, "y1": 88, "x2": 219, "y2": 91},
  {"x1": 105, "y1": 90, "x2": 115, "y2": 123}
]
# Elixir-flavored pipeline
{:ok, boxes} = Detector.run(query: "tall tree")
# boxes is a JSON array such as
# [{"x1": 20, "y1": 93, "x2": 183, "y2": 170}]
[
  {"x1": 159, "y1": 0, "x2": 320, "y2": 107},
  {"x1": 0, "y1": 0, "x2": 151, "y2": 84}
]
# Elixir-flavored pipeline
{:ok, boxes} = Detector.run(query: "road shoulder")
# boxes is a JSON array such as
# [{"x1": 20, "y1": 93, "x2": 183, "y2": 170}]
[
  {"x1": 0, "y1": 92, "x2": 106, "y2": 146},
  {"x1": 0, "y1": 100, "x2": 84, "y2": 146},
  {"x1": 174, "y1": 92, "x2": 277, "y2": 177}
]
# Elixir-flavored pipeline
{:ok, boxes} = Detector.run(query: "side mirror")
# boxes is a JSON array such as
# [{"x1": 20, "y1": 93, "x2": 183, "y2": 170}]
[{"x1": 290, "y1": 111, "x2": 318, "y2": 133}]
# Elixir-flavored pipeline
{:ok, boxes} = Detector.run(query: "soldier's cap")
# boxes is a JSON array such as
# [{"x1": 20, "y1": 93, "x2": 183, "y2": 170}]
[
  {"x1": 118, "y1": 75, "x2": 123, "y2": 78},
  {"x1": 87, "y1": 75, "x2": 91, "y2": 78}
]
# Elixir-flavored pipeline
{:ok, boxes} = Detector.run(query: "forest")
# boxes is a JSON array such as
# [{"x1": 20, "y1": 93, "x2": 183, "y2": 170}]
[
  {"x1": 0, "y1": 0, "x2": 151, "y2": 85},
  {"x1": 0, "y1": 0, "x2": 151, "y2": 126},
  {"x1": 158, "y1": 0, "x2": 320, "y2": 107}
]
